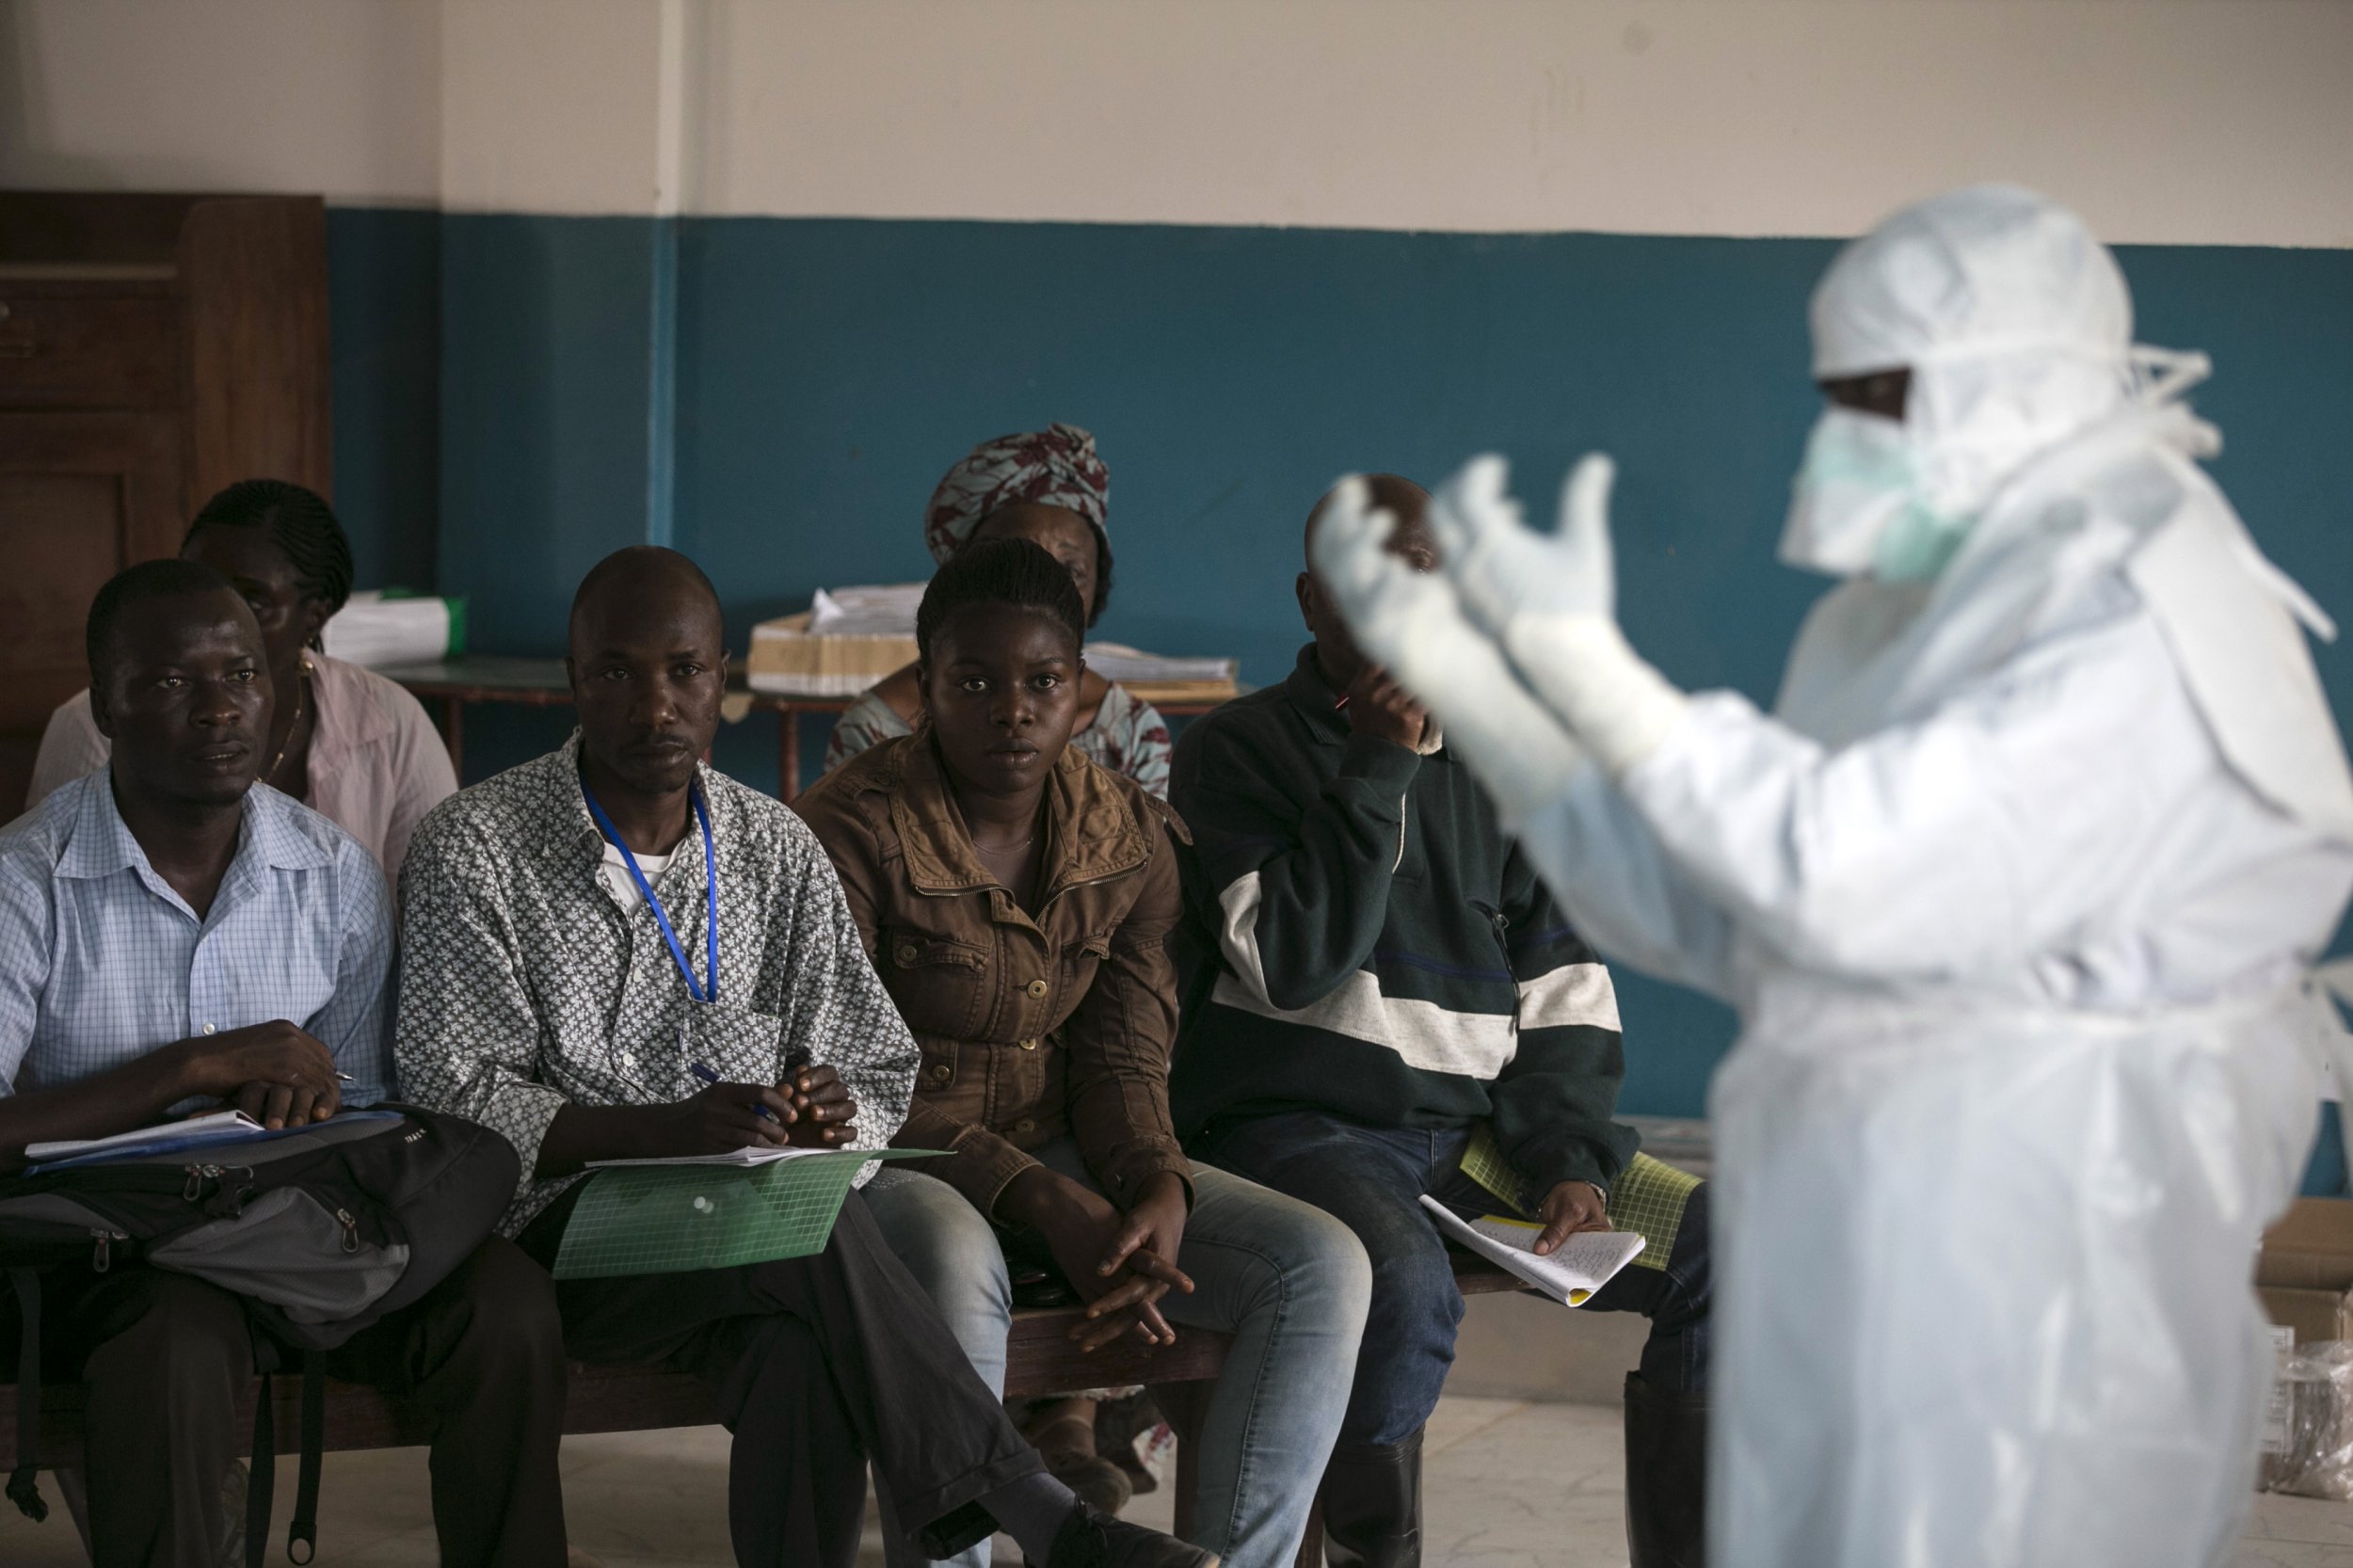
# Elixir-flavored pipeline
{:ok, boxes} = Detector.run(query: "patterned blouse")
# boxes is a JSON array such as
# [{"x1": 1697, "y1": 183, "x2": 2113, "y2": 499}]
[
  {"x1": 392, "y1": 735, "x2": 919, "y2": 1236},
  {"x1": 822, "y1": 680, "x2": 1173, "y2": 798}
]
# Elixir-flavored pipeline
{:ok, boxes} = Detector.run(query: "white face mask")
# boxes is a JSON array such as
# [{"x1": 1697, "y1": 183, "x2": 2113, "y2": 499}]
[{"x1": 1780, "y1": 408, "x2": 1976, "y2": 582}]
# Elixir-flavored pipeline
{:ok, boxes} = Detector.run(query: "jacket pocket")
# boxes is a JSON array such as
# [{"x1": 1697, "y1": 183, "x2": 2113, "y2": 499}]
[{"x1": 881, "y1": 929, "x2": 991, "y2": 1040}]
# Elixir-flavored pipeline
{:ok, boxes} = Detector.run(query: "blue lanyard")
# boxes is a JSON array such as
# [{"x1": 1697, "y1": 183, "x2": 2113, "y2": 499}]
[{"x1": 582, "y1": 778, "x2": 719, "y2": 1004}]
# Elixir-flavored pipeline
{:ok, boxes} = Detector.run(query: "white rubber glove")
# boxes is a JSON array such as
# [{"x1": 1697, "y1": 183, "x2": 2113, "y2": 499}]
[
  {"x1": 1426, "y1": 453, "x2": 1689, "y2": 776},
  {"x1": 1309, "y1": 476, "x2": 1587, "y2": 822},
  {"x1": 1428, "y1": 452, "x2": 1616, "y2": 627}
]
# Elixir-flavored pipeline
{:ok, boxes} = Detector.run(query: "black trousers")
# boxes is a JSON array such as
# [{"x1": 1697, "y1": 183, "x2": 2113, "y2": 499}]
[
  {"x1": 1, "y1": 1237, "x2": 568, "y2": 1568},
  {"x1": 519, "y1": 1184, "x2": 1045, "y2": 1568}
]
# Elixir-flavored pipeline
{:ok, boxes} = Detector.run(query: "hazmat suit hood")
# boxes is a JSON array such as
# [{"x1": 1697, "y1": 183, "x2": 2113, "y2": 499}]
[{"x1": 1780, "y1": 184, "x2": 2203, "y2": 580}]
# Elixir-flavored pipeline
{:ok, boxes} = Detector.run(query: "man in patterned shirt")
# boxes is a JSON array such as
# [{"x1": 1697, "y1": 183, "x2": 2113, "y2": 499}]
[
  {"x1": 0, "y1": 559, "x2": 567, "y2": 1568},
  {"x1": 395, "y1": 547, "x2": 1211, "y2": 1568}
]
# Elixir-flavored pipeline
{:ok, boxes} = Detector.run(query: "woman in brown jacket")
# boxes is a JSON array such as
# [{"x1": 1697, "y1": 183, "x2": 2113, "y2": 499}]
[{"x1": 794, "y1": 539, "x2": 1370, "y2": 1568}]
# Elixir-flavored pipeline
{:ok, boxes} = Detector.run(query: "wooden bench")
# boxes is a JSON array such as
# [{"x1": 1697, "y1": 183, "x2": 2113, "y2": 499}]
[{"x1": 0, "y1": 1256, "x2": 1524, "y2": 1566}]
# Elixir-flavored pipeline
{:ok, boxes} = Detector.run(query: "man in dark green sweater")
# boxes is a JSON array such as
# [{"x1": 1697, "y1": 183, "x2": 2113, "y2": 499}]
[{"x1": 1169, "y1": 476, "x2": 1710, "y2": 1568}]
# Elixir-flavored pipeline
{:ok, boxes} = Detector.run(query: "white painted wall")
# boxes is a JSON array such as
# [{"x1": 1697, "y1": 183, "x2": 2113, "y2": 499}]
[
  {"x1": 0, "y1": 0, "x2": 441, "y2": 206},
  {"x1": 6, "y1": 0, "x2": 2351, "y2": 245},
  {"x1": 701, "y1": 0, "x2": 2353, "y2": 246}
]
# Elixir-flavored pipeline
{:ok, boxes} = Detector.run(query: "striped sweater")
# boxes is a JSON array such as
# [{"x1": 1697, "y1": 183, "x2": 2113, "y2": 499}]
[{"x1": 1168, "y1": 646, "x2": 1640, "y2": 1196}]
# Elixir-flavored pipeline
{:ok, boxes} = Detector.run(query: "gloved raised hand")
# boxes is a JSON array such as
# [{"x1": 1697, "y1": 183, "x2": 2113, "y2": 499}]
[
  {"x1": 1308, "y1": 475, "x2": 1587, "y2": 821},
  {"x1": 1428, "y1": 452, "x2": 1618, "y2": 631},
  {"x1": 1425, "y1": 453, "x2": 1689, "y2": 777}
]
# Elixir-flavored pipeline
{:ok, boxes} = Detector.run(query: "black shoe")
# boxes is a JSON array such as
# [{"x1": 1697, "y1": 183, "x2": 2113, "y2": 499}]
[
  {"x1": 1045, "y1": 1501, "x2": 1219, "y2": 1568},
  {"x1": 1624, "y1": 1371, "x2": 1708, "y2": 1567},
  {"x1": 1321, "y1": 1430, "x2": 1422, "y2": 1568}
]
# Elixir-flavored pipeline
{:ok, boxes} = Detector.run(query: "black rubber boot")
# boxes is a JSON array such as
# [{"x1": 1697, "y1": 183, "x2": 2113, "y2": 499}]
[
  {"x1": 1321, "y1": 1429, "x2": 1423, "y2": 1568},
  {"x1": 1624, "y1": 1371, "x2": 1707, "y2": 1567}
]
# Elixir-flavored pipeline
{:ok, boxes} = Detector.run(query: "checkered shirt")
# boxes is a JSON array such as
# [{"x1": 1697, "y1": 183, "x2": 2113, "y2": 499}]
[
  {"x1": 393, "y1": 735, "x2": 920, "y2": 1236},
  {"x1": 0, "y1": 772, "x2": 395, "y2": 1104}
]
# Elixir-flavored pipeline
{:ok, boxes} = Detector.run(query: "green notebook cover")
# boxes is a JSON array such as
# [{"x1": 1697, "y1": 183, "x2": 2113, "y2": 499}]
[{"x1": 552, "y1": 1149, "x2": 944, "y2": 1280}]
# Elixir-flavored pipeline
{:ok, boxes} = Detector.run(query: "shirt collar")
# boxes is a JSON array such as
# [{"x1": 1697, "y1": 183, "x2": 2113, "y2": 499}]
[
  {"x1": 1282, "y1": 644, "x2": 1354, "y2": 746},
  {"x1": 883, "y1": 731, "x2": 1149, "y2": 900},
  {"x1": 538, "y1": 730, "x2": 723, "y2": 872},
  {"x1": 55, "y1": 772, "x2": 329, "y2": 885}
]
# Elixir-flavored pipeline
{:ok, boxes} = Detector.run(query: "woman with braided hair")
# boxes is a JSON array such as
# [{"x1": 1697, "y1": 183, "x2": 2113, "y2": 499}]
[{"x1": 24, "y1": 478, "x2": 456, "y2": 877}]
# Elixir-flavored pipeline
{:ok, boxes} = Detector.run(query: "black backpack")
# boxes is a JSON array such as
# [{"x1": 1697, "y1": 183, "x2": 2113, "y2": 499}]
[{"x1": 0, "y1": 1103, "x2": 519, "y2": 1566}]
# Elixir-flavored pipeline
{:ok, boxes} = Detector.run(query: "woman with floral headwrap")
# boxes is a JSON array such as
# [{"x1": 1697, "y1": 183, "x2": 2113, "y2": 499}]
[{"x1": 822, "y1": 424, "x2": 1175, "y2": 797}]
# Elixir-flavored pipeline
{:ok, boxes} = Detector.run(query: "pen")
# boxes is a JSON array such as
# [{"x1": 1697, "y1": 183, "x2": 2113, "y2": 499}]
[
  {"x1": 690, "y1": 1059, "x2": 781, "y2": 1122},
  {"x1": 336, "y1": 1073, "x2": 355, "y2": 1082}
]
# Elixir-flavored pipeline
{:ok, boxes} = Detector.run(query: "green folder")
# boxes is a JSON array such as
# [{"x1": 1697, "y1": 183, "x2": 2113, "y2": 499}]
[{"x1": 552, "y1": 1149, "x2": 946, "y2": 1281}]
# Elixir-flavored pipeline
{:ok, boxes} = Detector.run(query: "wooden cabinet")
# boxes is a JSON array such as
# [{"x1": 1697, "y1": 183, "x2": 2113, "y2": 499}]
[{"x1": 0, "y1": 193, "x2": 331, "y2": 814}]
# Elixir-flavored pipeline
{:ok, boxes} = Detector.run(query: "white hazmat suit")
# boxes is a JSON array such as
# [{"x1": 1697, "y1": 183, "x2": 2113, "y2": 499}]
[{"x1": 1311, "y1": 185, "x2": 2353, "y2": 1568}]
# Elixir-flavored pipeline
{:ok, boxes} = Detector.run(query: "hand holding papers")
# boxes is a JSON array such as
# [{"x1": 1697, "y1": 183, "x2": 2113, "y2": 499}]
[{"x1": 1419, "y1": 1194, "x2": 1645, "y2": 1306}]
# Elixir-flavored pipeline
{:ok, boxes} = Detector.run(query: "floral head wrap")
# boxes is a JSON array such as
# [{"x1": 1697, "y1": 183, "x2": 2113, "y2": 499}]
[{"x1": 923, "y1": 423, "x2": 1110, "y2": 566}]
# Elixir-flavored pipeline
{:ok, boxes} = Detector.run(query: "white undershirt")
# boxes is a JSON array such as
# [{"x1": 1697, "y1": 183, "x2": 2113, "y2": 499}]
[{"x1": 598, "y1": 841, "x2": 677, "y2": 912}]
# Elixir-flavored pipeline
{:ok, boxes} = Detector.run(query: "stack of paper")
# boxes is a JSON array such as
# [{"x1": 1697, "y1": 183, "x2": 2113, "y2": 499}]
[
  {"x1": 323, "y1": 591, "x2": 467, "y2": 668},
  {"x1": 1081, "y1": 643, "x2": 1241, "y2": 686},
  {"x1": 1418, "y1": 1195, "x2": 1645, "y2": 1306},
  {"x1": 808, "y1": 584, "x2": 926, "y2": 637},
  {"x1": 748, "y1": 603, "x2": 920, "y2": 696},
  {"x1": 25, "y1": 1110, "x2": 268, "y2": 1164}
]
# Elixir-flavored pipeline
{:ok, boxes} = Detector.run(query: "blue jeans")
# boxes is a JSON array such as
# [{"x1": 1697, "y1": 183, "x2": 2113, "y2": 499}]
[
  {"x1": 865, "y1": 1142, "x2": 1371, "y2": 1568},
  {"x1": 1197, "y1": 1112, "x2": 1712, "y2": 1448}
]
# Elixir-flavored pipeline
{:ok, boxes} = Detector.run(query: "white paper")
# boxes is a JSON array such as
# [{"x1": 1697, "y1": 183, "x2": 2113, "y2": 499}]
[
  {"x1": 1080, "y1": 642, "x2": 1240, "y2": 684},
  {"x1": 322, "y1": 593, "x2": 456, "y2": 668},
  {"x1": 26, "y1": 1110, "x2": 267, "y2": 1162},
  {"x1": 807, "y1": 584, "x2": 926, "y2": 637},
  {"x1": 583, "y1": 1145, "x2": 836, "y2": 1170},
  {"x1": 1418, "y1": 1194, "x2": 1645, "y2": 1306}
]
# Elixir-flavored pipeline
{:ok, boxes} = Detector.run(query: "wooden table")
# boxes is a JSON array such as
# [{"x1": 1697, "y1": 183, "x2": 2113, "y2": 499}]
[{"x1": 383, "y1": 657, "x2": 1239, "y2": 803}]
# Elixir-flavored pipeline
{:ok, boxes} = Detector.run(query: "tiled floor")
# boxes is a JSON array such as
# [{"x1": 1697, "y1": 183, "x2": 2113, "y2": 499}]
[{"x1": 5, "y1": 1395, "x2": 2350, "y2": 1565}]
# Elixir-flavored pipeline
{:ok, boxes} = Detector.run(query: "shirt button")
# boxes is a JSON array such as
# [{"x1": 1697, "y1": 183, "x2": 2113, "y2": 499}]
[
  {"x1": 932, "y1": 1064, "x2": 953, "y2": 1084},
  {"x1": 897, "y1": 943, "x2": 919, "y2": 965},
  {"x1": 201, "y1": 1024, "x2": 216, "y2": 1036},
  {"x1": 1013, "y1": 1117, "x2": 1036, "y2": 1135},
  {"x1": 1018, "y1": 1038, "x2": 1039, "y2": 1051},
  {"x1": 1025, "y1": 979, "x2": 1048, "y2": 1000}
]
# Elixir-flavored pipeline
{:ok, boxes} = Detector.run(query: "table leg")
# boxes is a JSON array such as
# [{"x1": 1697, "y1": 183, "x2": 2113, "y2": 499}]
[
  {"x1": 440, "y1": 697, "x2": 466, "y2": 778},
  {"x1": 776, "y1": 709, "x2": 801, "y2": 803}
]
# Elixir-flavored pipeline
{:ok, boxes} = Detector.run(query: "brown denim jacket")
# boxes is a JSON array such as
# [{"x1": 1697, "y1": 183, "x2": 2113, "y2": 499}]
[{"x1": 793, "y1": 732, "x2": 1194, "y2": 1217}]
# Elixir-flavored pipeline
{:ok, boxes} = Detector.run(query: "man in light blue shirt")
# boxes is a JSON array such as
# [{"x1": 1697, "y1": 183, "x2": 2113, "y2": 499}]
[{"x1": 0, "y1": 560, "x2": 566, "y2": 1568}]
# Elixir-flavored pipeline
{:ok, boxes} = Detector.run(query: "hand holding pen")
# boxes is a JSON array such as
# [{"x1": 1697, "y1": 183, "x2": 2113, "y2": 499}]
[
  {"x1": 682, "y1": 1062, "x2": 794, "y2": 1148},
  {"x1": 688, "y1": 1053, "x2": 857, "y2": 1148}
]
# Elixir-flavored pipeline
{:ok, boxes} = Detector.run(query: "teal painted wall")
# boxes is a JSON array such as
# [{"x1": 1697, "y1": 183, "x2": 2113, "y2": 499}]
[
  {"x1": 324, "y1": 209, "x2": 2353, "y2": 1119},
  {"x1": 325, "y1": 207, "x2": 440, "y2": 593}
]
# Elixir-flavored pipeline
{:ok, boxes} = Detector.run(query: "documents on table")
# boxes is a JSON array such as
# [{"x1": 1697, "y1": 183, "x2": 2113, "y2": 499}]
[
  {"x1": 1418, "y1": 1195, "x2": 1646, "y2": 1306},
  {"x1": 583, "y1": 1145, "x2": 849, "y2": 1170},
  {"x1": 25, "y1": 1109, "x2": 268, "y2": 1163}
]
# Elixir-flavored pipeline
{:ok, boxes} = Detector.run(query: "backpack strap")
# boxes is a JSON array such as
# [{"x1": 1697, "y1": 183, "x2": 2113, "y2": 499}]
[
  {"x1": 287, "y1": 1351, "x2": 325, "y2": 1565},
  {"x1": 244, "y1": 1369, "x2": 275, "y2": 1568},
  {"x1": 5, "y1": 1267, "x2": 45, "y2": 1523}
]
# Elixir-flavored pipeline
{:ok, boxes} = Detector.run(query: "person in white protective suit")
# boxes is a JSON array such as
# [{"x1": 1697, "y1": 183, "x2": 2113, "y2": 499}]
[{"x1": 1307, "y1": 184, "x2": 2353, "y2": 1568}]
